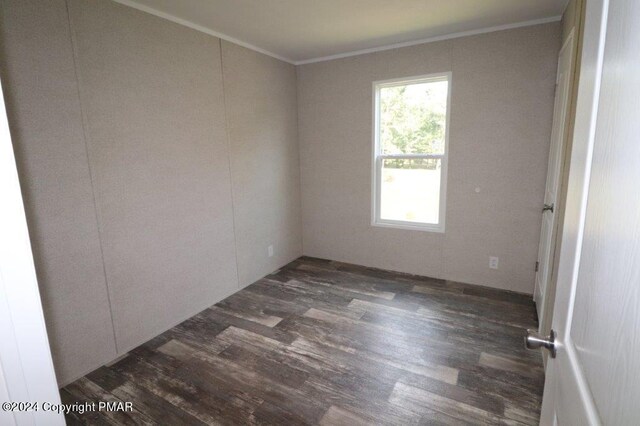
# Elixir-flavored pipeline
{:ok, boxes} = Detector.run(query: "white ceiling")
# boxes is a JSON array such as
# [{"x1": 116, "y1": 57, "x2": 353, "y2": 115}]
[{"x1": 113, "y1": 0, "x2": 568, "y2": 64}]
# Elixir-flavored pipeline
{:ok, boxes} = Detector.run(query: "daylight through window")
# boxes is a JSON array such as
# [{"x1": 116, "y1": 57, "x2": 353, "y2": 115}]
[{"x1": 373, "y1": 73, "x2": 451, "y2": 232}]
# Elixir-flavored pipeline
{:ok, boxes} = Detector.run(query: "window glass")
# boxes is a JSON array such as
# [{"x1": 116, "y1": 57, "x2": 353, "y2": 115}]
[
  {"x1": 379, "y1": 80, "x2": 448, "y2": 155},
  {"x1": 373, "y1": 74, "x2": 450, "y2": 232}
]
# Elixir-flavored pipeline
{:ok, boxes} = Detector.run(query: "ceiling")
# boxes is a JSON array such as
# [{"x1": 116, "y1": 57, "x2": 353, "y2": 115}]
[{"x1": 113, "y1": 0, "x2": 568, "y2": 64}]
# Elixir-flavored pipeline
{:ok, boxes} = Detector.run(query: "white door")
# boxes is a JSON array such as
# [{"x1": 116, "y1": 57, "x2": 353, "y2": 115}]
[
  {"x1": 539, "y1": 0, "x2": 640, "y2": 423},
  {"x1": 533, "y1": 32, "x2": 574, "y2": 321}
]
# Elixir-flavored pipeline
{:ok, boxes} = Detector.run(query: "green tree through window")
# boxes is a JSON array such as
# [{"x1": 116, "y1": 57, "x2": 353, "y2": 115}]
[{"x1": 379, "y1": 81, "x2": 447, "y2": 157}]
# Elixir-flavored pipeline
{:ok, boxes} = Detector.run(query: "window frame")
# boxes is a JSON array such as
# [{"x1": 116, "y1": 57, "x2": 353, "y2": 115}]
[{"x1": 371, "y1": 72, "x2": 452, "y2": 233}]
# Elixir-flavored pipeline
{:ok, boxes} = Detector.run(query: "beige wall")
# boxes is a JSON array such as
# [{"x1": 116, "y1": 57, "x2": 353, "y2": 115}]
[
  {"x1": 0, "y1": 0, "x2": 118, "y2": 384},
  {"x1": 0, "y1": 0, "x2": 301, "y2": 384},
  {"x1": 298, "y1": 23, "x2": 561, "y2": 294},
  {"x1": 221, "y1": 41, "x2": 302, "y2": 288}
]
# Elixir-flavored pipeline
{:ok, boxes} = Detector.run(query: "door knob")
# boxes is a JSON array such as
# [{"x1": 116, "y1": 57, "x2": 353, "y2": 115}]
[
  {"x1": 525, "y1": 329, "x2": 556, "y2": 358},
  {"x1": 542, "y1": 203, "x2": 555, "y2": 213}
]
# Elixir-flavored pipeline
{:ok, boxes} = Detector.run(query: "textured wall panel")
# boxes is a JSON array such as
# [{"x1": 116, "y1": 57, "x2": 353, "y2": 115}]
[
  {"x1": 67, "y1": 0, "x2": 239, "y2": 352},
  {"x1": 298, "y1": 23, "x2": 561, "y2": 293},
  {"x1": 221, "y1": 41, "x2": 302, "y2": 287},
  {"x1": 0, "y1": 0, "x2": 117, "y2": 384}
]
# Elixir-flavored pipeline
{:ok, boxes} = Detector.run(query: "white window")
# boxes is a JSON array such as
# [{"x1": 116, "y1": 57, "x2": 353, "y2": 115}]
[{"x1": 372, "y1": 73, "x2": 451, "y2": 232}]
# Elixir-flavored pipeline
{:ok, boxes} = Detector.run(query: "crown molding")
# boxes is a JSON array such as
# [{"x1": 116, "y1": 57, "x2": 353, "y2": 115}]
[{"x1": 294, "y1": 15, "x2": 562, "y2": 65}]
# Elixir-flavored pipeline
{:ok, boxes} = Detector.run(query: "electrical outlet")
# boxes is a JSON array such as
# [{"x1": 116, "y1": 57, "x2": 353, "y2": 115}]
[
  {"x1": 489, "y1": 256, "x2": 499, "y2": 270},
  {"x1": 267, "y1": 245, "x2": 274, "y2": 258}
]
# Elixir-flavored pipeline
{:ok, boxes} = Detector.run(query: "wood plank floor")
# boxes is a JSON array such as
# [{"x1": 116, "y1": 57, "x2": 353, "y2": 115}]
[{"x1": 61, "y1": 257, "x2": 544, "y2": 425}]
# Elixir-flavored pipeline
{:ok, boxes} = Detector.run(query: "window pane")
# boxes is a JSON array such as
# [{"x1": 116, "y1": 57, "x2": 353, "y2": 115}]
[
  {"x1": 380, "y1": 158, "x2": 441, "y2": 224},
  {"x1": 379, "y1": 80, "x2": 448, "y2": 155}
]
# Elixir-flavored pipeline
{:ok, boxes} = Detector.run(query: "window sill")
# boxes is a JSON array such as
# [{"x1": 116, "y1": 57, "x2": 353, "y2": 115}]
[{"x1": 372, "y1": 220, "x2": 445, "y2": 233}]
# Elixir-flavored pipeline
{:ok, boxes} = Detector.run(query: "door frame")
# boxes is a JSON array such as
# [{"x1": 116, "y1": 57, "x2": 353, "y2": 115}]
[
  {"x1": 538, "y1": 0, "x2": 589, "y2": 365},
  {"x1": 533, "y1": 29, "x2": 575, "y2": 325},
  {"x1": 0, "y1": 78, "x2": 64, "y2": 424}
]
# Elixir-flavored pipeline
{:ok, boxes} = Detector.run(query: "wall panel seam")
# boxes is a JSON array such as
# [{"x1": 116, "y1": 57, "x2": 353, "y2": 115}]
[
  {"x1": 63, "y1": 0, "x2": 119, "y2": 353},
  {"x1": 294, "y1": 66, "x2": 305, "y2": 255},
  {"x1": 217, "y1": 39, "x2": 242, "y2": 289}
]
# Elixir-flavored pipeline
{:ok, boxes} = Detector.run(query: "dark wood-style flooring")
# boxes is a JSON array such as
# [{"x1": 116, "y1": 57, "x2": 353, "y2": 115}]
[{"x1": 61, "y1": 257, "x2": 544, "y2": 425}]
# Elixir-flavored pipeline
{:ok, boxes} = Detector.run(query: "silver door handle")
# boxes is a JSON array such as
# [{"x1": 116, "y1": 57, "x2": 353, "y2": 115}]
[
  {"x1": 542, "y1": 203, "x2": 554, "y2": 213},
  {"x1": 525, "y1": 329, "x2": 556, "y2": 358}
]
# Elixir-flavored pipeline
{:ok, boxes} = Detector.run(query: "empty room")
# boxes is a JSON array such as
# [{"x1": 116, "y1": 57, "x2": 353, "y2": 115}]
[{"x1": 1, "y1": 0, "x2": 638, "y2": 424}]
